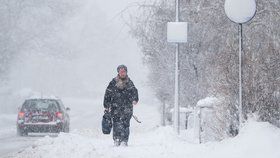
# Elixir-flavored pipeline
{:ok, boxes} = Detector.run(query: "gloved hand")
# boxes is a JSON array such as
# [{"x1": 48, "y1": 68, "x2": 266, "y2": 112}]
[
  {"x1": 133, "y1": 101, "x2": 138, "y2": 106},
  {"x1": 104, "y1": 108, "x2": 111, "y2": 113}
]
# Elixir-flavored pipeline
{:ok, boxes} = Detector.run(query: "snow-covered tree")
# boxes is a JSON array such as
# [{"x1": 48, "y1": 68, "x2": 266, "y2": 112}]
[{"x1": 128, "y1": 0, "x2": 280, "y2": 131}]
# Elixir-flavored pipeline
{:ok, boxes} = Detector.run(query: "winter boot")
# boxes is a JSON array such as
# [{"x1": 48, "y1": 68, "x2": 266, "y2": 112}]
[
  {"x1": 114, "y1": 139, "x2": 121, "y2": 147},
  {"x1": 120, "y1": 141, "x2": 128, "y2": 147}
]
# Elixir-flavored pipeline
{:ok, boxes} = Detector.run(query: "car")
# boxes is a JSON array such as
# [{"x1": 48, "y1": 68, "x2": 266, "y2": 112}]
[{"x1": 16, "y1": 97, "x2": 70, "y2": 136}]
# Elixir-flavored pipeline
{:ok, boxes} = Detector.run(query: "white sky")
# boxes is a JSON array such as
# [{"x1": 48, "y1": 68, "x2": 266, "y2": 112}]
[
  {"x1": 95, "y1": 0, "x2": 142, "y2": 17},
  {"x1": 8, "y1": 0, "x2": 150, "y2": 99}
]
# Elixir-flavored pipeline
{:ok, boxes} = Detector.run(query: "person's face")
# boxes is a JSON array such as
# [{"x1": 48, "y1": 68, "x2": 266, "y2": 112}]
[{"x1": 118, "y1": 68, "x2": 127, "y2": 79}]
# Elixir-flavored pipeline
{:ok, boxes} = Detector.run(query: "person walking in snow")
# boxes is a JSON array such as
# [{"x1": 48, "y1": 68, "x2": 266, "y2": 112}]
[{"x1": 103, "y1": 65, "x2": 139, "y2": 146}]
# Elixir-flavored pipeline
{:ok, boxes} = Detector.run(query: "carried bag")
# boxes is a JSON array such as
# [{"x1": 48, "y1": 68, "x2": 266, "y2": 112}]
[{"x1": 102, "y1": 110, "x2": 112, "y2": 134}]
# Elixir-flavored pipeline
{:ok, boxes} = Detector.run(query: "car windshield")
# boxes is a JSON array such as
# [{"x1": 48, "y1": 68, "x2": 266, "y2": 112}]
[{"x1": 21, "y1": 99, "x2": 59, "y2": 112}]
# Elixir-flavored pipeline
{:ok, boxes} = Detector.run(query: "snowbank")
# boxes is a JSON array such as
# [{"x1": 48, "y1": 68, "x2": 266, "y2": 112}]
[
  {"x1": 11, "y1": 120, "x2": 280, "y2": 158},
  {"x1": 196, "y1": 96, "x2": 221, "y2": 108},
  {"x1": 203, "y1": 119, "x2": 280, "y2": 158}
]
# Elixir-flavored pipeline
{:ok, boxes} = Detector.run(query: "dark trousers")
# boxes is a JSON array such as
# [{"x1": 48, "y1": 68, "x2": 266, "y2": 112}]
[{"x1": 112, "y1": 114, "x2": 132, "y2": 142}]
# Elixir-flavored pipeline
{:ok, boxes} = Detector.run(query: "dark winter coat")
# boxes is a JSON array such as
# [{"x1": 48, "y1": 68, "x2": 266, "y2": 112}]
[{"x1": 103, "y1": 76, "x2": 138, "y2": 118}]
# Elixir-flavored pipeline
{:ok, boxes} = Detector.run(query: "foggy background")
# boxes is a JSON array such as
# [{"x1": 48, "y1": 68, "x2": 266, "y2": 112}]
[{"x1": 0, "y1": 0, "x2": 150, "y2": 113}]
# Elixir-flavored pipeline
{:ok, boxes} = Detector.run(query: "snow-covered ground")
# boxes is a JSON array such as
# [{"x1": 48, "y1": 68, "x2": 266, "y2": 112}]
[
  {"x1": 1, "y1": 97, "x2": 280, "y2": 158},
  {"x1": 0, "y1": 114, "x2": 40, "y2": 157},
  {"x1": 1, "y1": 0, "x2": 279, "y2": 158},
  {"x1": 0, "y1": 96, "x2": 160, "y2": 157}
]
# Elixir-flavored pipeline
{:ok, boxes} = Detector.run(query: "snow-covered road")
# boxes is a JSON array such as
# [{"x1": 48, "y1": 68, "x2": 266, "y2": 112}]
[
  {"x1": 0, "y1": 114, "x2": 41, "y2": 157},
  {"x1": 0, "y1": 97, "x2": 161, "y2": 157},
  {"x1": 1, "y1": 98, "x2": 280, "y2": 158}
]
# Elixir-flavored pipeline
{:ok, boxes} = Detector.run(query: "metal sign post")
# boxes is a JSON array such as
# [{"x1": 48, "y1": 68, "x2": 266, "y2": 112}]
[
  {"x1": 224, "y1": 0, "x2": 256, "y2": 130},
  {"x1": 238, "y1": 23, "x2": 243, "y2": 125},
  {"x1": 167, "y1": 0, "x2": 188, "y2": 135},
  {"x1": 174, "y1": 0, "x2": 180, "y2": 135}
]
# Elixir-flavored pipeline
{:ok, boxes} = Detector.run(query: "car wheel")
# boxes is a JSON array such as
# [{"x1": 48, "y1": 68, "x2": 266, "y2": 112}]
[
  {"x1": 64, "y1": 124, "x2": 70, "y2": 133},
  {"x1": 17, "y1": 127, "x2": 27, "y2": 136}
]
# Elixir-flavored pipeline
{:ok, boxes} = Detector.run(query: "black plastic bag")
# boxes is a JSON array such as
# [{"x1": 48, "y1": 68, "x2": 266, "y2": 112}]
[{"x1": 102, "y1": 110, "x2": 112, "y2": 134}]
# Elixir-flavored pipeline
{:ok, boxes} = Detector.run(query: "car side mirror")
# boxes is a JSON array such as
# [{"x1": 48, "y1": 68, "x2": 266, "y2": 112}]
[{"x1": 66, "y1": 107, "x2": 71, "y2": 111}]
